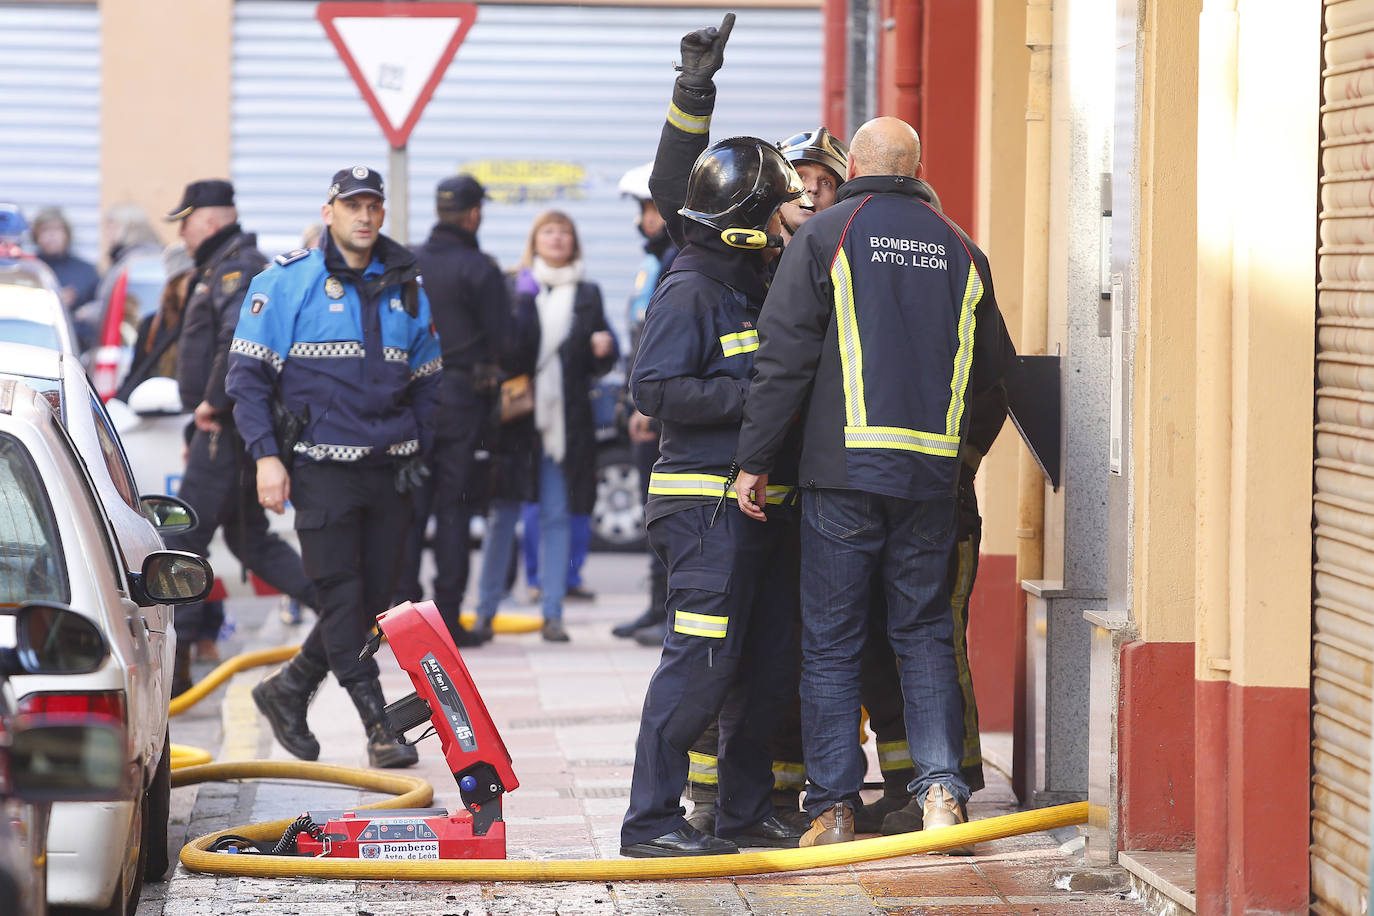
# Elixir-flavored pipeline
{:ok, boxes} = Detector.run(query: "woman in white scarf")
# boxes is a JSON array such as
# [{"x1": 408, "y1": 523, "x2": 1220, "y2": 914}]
[{"x1": 472, "y1": 211, "x2": 617, "y2": 642}]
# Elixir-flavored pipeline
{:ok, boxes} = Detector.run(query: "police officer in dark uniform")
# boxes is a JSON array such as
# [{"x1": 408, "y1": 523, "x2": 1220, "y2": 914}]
[
  {"x1": 162, "y1": 179, "x2": 318, "y2": 696},
  {"x1": 734, "y1": 117, "x2": 1014, "y2": 846},
  {"x1": 396, "y1": 174, "x2": 509, "y2": 647},
  {"x1": 227, "y1": 166, "x2": 441, "y2": 769}
]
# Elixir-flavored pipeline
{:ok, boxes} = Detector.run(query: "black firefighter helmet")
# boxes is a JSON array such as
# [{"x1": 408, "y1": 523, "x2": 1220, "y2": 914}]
[
  {"x1": 779, "y1": 127, "x2": 850, "y2": 183},
  {"x1": 679, "y1": 137, "x2": 811, "y2": 233}
]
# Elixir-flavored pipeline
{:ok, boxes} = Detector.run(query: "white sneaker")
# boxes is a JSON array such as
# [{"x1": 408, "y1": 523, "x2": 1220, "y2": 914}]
[{"x1": 922, "y1": 784, "x2": 973, "y2": 855}]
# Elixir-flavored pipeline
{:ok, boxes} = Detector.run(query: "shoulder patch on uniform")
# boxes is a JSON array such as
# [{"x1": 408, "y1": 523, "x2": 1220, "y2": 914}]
[
  {"x1": 274, "y1": 248, "x2": 311, "y2": 267},
  {"x1": 250, "y1": 292, "x2": 268, "y2": 315},
  {"x1": 221, "y1": 270, "x2": 242, "y2": 295}
]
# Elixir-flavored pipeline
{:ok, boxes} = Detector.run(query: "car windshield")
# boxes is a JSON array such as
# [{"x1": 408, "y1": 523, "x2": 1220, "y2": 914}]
[
  {"x1": 0, "y1": 286, "x2": 63, "y2": 351},
  {"x1": 0, "y1": 433, "x2": 69, "y2": 606},
  {"x1": 0, "y1": 372, "x2": 60, "y2": 419}
]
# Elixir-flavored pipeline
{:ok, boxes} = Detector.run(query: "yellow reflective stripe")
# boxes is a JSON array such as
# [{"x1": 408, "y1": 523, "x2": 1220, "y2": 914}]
[
  {"x1": 844, "y1": 425, "x2": 960, "y2": 457},
  {"x1": 647, "y1": 473, "x2": 792, "y2": 504},
  {"x1": 772, "y1": 761, "x2": 806, "y2": 789},
  {"x1": 675, "y1": 610, "x2": 728, "y2": 638},
  {"x1": 667, "y1": 101, "x2": 711, "y2": 135},
  {"x1": 688, "y1": 750, "x2": 719, "y2": 785},
  {"x1": 719, "y1": 329, "x2": 759, "y2": 356},
  {"x1": 945, "y1": 261, "x2": 982, "y2": 436},
  {"x1": 948, "y1": 536, "x2": 983, "y2": 771},
  {"x1": 876, "y1": 739, "x2": 914, "y2": 771},
  {"x1": 831, "y1": 248, "x2": 867, "y2": 427}
]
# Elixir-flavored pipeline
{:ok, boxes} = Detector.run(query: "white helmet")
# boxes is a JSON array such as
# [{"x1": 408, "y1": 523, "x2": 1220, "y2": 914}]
[{"x1": 618, "y1": 162, "x2": 654, "y2": 201}]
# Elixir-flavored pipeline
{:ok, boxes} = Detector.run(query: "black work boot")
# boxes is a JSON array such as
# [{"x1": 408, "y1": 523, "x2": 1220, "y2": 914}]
[
  {"x1": 614, "y1": 566, "x2": 668, "y2": 638},
  {"x1": 346, "y1": 679, "x2": 419, "y2": 769},
  {"x1": 856, "y1": 764, "x2": 916, "y2": 832},
  {"x1": 252, "y1": 653, "x2": 328, "y2": 761},
  {"x1": 171, "y1": 640, "x2": 193, "y2": 699}
]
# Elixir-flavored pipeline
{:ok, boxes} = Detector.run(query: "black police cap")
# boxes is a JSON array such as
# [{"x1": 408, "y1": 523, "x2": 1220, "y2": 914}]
[
  {"x1": 436, "y1": 174, "x2": 486, "y2": 212},
  {"x1": 328, "y1": 166, "x2": 385, "y2": 203},
  {"x1": 165, "y1": 179, "x2": 235, "y2": 221}
]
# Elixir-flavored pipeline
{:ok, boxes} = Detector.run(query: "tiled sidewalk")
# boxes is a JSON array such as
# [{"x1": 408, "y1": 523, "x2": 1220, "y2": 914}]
[{"x1": 143, "y1": 553, "x2": 1147, "y2": 916}]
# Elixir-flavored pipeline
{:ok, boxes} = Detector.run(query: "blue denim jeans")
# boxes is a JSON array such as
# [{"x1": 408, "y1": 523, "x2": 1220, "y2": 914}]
[
  {"x1": 475, "y1": 457, "x2": 572, "y2": 623},
  {"x1": 799, "y1": 487, "x2": 969, "y2": 817},
  {"x1": 522, "y1": 506, "x2": 590, "y2": 589}
]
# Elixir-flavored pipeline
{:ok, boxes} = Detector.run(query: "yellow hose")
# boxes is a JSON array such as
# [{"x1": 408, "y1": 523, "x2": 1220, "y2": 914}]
[
  {"x1": 169, "y1": 613, "x2": 543, "y2": 716},
  {"x1": 172, "y1": 756, "x2": 1086, "y2": 881},
  {"x1": 170, "y1": 744, "x2": 213, "y2": 768},
  {"x1": 170, "y1": 646, "x2": 300, "y2": 716}
]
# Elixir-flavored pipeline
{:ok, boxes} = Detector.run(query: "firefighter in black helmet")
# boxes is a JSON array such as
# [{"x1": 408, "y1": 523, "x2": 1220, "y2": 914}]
[{"x1": 618, "y1": 125, "x2": 812, "y2": 856}]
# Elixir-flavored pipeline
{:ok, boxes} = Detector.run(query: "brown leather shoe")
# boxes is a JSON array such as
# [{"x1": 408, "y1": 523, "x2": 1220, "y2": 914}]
[
  {"x1": 922, "y1": 784, "x2": 973, "y2": 855},
  {"x1": 799, "y1": 803, "x2": 855, "y2": 847}
]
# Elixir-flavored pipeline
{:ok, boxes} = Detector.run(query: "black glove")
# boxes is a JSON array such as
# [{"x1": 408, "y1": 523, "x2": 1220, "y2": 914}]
[
  {"x1": 677, "y1": 13, "x2": 735, "y2": 89},
  {"x1": 394, "y1": 455, "x2": 431, "y2": 494}
]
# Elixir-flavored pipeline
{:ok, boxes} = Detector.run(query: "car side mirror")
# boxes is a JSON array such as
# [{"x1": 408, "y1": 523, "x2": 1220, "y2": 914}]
[
  {"x1": 5, "y1": 718, "x2": 129, "y2": 802},
  {"x1": 139, "y1": 495, "x2": 197, "y2": 534},
  {"x1": 132, "y1": 551, "x2": 213, "y2": 606},
  {"x1": 0, "y1": 602, "x2": 108, "y2": 677}
]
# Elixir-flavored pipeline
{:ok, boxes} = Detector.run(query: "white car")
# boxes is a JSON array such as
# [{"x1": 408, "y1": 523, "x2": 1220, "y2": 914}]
[
  {"x1": 0, "y1": 259, "x2": 78, "y2": 356},
  {"x1": 0, "y1": 359, "x2": 208, "y2": 914}
]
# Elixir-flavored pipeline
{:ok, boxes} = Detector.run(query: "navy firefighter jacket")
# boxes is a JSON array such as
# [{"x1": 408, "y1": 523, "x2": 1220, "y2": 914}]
[
  {"x1": 630, "y1": 240, "x2": 799, "y2": 524},
  {"x1": 225, "y1": 231, "x2": 443, "y2": 466}
]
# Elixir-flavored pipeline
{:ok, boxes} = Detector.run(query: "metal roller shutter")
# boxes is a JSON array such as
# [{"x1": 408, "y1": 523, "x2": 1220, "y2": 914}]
[
  {"x1": 0, "y1": 3, "x2": 101, "y2": 263},
  {"x1": 232, "y1": 0, "x2": 821, "y2": 343},
  {"x1": 1315, "y1": 2, "x2": 1374, "y2": 912}
]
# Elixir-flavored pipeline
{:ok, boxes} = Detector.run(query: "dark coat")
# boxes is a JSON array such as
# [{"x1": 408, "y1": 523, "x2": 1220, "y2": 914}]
[
  {"x1": 176, "y1": 223, "x2": 267, "y2": 412},
  {"x1": 486, "y1": 270, "x2": 618, "y2": 513}
]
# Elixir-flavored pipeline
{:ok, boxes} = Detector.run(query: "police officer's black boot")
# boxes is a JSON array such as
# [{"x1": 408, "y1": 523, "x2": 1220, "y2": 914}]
[
  {"x1": 346, "y1": 679, "x2": 419, "y2": 769},
  {"x1": 252, "y1": 653, "x2": 328, "y2": 761},
  {"x1": 171, "y1": 639, "x2": 193, "y2": 699}
]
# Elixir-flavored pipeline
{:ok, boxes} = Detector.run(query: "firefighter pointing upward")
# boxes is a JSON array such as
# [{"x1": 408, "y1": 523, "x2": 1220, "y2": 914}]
[{"x1": 734, "y1": 117, "x2": 1014, "y2": 846}]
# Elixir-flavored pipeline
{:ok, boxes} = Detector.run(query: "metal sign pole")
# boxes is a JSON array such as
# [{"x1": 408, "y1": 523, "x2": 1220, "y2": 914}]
[{"x1": 389, "y1": 145, "x2": 409, "y2": 244}]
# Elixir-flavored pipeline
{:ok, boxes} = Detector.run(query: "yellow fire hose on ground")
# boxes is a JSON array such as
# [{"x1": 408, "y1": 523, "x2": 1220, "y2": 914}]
[{"x1": 166, "y1": 640, "x2": 1089, "y2": 882}]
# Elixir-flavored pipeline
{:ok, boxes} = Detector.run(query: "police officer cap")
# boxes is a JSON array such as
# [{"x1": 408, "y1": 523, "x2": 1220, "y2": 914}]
[
  {"x1": 165, "y1": 179, "x2": 235, "y2": 221},
  {"x1": 436, "y1": 174, "x2": 485, "y2": 212},
  {"x1": 328, "y1": 166, "x2": 386, "y2": 203}
]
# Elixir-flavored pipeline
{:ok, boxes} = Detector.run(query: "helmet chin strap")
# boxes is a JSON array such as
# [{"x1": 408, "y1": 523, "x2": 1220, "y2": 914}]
[{"x1": 720, "y1": 228, "x2": 785, "y2": 250}]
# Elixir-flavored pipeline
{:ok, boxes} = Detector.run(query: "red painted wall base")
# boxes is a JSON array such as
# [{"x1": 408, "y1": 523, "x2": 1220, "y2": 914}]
[
  {"x1": 1195, "y1": 678, "x2": 1310, "y2": 915},
  {"x1": 967, "y1": 552, "x2": 1018, "y2": 731},
  {"x1": 1118, "y1": 640, "x2": 1195, "y2": 849}
]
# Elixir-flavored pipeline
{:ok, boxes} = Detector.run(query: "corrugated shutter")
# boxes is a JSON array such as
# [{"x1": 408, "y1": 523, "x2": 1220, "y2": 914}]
[
  {"x1": 1315, "y1": 3, "x2": 1374, "y2": 913},
  {"x1": 0, "y1": 3, "x2": 101, "y2": 263},
  {"x1": 232, "y1": 0, "x2": 821, "y2": 342}
]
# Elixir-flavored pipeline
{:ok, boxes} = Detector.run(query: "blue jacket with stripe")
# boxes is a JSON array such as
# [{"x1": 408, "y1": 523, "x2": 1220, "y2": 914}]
[
  {"x1": 630, "y1": 239, "x2": 799, "y2": 522},
  {"x1": 225, "y1": 231, "x2": 443, "y2": 466},
  {"x1": 736, "y1": 175, "x2": 1013, "y2": 502}
]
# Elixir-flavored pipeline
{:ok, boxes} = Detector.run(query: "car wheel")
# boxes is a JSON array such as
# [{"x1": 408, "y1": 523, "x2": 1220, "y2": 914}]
[
  {"x1": 144, "y1": 733, "x2": 171, "y2": 882},
  {"x1": 591, "y1": 444, "x2": 645, "y2": 552}
]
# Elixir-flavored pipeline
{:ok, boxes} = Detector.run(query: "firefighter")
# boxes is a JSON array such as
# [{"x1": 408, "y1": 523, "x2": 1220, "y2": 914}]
[
  {"x1": 734, "y1": 117, "x2": 1014, "y2": 846},
  {"x1": 226, "y1": 166, "x2": 441, "y2": 769}
]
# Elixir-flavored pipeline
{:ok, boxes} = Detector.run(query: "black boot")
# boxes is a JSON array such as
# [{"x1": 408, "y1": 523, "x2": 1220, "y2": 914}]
[
  {"x1": 252, "y1": 653, "x2": 328, "y2": 761},
  {"x1": 855, "y1": 765, "x2": 915, "y2": 832},
  {"x1": 171, "y1": 640, "x2": 193, "y2": 699},
  {"x1": 614, "y1": 566, "x2": 668, "y2": 638},
  {"x1": 346, "y1": 679, "x2": 419, "y2": 769}
]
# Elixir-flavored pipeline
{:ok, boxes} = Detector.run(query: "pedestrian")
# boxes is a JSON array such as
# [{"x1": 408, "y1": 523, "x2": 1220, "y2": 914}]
[
  {"x1": 227, "y1": 165, "x2": 439, "y2": 768},
  {"x1": 159, "y1": 179, "x2": 319, "y2": 698},
  {"x1": 395, "y1": 174, "x2": 509, "y2": 648},
  {"x1": 733, "y1": 117, "x2": 1014, "y2": 847},
  {"x1": 30, "y1": 207, "x2": 99, "y2": 311},
  {"x1": 610, "y1": 161, "x2": 676, "y2": 644},
  {"x1": 116, "y1": 241, "x2": 194, "y2": 401},
  {"x1": 470, "y1": 210, "x2": 618, "y2": 643}
]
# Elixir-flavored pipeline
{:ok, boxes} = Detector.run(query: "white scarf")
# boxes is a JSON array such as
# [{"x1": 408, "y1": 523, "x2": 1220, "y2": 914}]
[{"x1": 531, "y1": 256, "x2": 583, "y2": 462}]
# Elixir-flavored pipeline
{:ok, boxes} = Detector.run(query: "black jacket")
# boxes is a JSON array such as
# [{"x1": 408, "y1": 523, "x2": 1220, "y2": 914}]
[
  {"x1": 176, "y1": 223, "x2": 267, "y2": 412},
  {"x1": 736, "y1": 175, "x2": 1014, "y2": 501},
  {"x1": 487, "y1": 272, "x2": 618, "y2": 513},
  {"x1": 412, "y1": 222, "x2": 509, "y2": 374}
]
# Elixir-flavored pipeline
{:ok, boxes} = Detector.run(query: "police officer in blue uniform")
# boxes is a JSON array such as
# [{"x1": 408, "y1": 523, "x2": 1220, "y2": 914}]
[
  {"x1": 734, "y1": 117, "x2": 1014, "y2": 846},
  {"x1": 227, "y1": 166, "x2": 442, "y2": 769},
  {"x1": 162, "y1": 178, "x2": 318, "y2": 697},
  {"x1": 617, "y1": 117, "x2": 813, "y2": 852},
  {"x1": 395, "y1": 174, "x2": 509, "y2": 647}
]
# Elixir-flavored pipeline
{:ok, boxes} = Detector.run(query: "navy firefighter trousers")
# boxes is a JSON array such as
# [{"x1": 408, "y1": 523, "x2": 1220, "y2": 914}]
[{"x1": 620, "y1": 504, "x2": 798, "y2": 846}]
